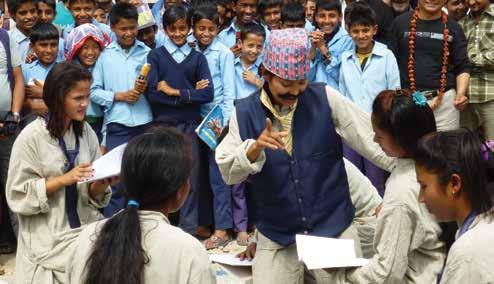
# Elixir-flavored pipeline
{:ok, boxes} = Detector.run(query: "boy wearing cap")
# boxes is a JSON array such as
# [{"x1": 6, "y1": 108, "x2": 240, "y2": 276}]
[{"x1": 216, "y1": 28, "x2": 393, "y2": 282}]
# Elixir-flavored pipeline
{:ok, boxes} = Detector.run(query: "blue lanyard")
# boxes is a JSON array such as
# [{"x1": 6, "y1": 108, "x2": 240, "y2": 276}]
[{"x1": 458, "y1": 211, "x2": 477, "y2": 238}]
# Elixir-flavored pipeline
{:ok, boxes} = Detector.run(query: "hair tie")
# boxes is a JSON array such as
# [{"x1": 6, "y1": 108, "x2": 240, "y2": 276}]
[
  {"x1": 127, "y1": 200, "x2": 140, "y2": 208},
  {"x1": 481, "y1": 140, "x2": 494, "y2": 161},
  {"x1": 412, "y1": 91, "x2": 427, "y2": 107}
]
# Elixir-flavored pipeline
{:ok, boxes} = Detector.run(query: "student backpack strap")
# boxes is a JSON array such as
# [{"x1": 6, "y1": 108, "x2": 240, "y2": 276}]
[{"x1": 0, "y1": 28, "x2": 15, "y2": 93}]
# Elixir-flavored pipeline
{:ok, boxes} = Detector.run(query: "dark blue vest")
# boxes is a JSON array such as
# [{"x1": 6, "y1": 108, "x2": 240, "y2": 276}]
[{"x1": 236, "y1": 83, "x2": 355, "y2": 246}]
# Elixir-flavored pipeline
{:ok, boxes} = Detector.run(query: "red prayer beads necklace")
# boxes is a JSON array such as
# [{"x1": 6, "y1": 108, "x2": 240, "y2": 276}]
[{"x1": 408, "y1": 8, "x2": 450, "y2": 110}]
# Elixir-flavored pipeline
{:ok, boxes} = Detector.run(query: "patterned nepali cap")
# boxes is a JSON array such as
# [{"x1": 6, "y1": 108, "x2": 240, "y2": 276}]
[
  {"x1": 64, "y1": 23, "x2": 111, "y2": 62},
  {"x1": 262, "y1": 28, "x2": 311, "y2": 81}
]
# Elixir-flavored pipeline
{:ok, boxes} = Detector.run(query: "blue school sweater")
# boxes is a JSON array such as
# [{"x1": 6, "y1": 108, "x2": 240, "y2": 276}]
[{"x1": 146, "y1": 46, "x2": 214, "y2": 124}]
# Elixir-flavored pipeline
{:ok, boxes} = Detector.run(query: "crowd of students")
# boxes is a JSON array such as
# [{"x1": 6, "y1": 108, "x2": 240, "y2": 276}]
[{"x1": 0, "y1": 0, "x2": 493, "y2": 282}]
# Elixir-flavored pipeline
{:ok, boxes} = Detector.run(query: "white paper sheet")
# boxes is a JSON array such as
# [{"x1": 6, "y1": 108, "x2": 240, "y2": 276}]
[
  {"x1": 78, "y1": 143, "x2": 127, "y2": 184},
  {"x1": 296, "y1": 234, "x2": 369, "y2": 270},
  {"x1": 209, "y1": 254, "x2": 253, "y2": 267}
]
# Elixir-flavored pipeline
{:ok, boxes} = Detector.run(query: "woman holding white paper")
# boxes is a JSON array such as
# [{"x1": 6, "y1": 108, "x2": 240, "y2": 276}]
[{"x1": 6, "y1": 63, "x2": 114, "y2": 283}]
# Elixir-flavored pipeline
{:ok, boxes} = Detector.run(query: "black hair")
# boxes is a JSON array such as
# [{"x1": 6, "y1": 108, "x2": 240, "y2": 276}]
[
  {"x1": 372, "y1": 89, "x2": 437, "y2": 157},
  {"x1": 192, "y1": 3, "x2": 220, "y2": 26},
  {"x1": 240, "y1": 22, "x2": 266, "y2": 40},
  {"x1": 346, "y1": 1, "x2": 376, "y2": 28},
  {"x1": 258, "y1": 0, "x2": 282, "y2": 16},
  {"x1": 38, "y1": 0, "x2": 56, "y2": 13},
  {"x1": 67, "y1": 0, "x2": 95, "y2": 7},
  {"x1": 109, "y1": 2, "x2": 137, "y2": 25},
  {"x1": 315, "y1": 0, "x2": 341, "y2": 15},
  {"x1": 163, "y1": 5, "x2": 190, "y2": 28},
  {"x1": 7, "y1": 0, "x2": 37, "y2": 15},
  {"x1": 94, "y1": 3, "x2": 106, "y2": 10},
  {"x1": 216, "y1": 0, "x2": 228, "y2": 6},
  {"x1": 83, "y1": 127, "x2": 193, "y2": 284},
  {"x1": 281, "y1": 2, "x2": 305, "y2": 23},
  {"x1": 29, "y1": 22, "x2": 59, "y2": 43},
  {"x1": 43, "y1": 62, "x2": 92, "y2": 139},
  {"x1": 414, "y1": 129, "x2": 494, "y2": 215}
]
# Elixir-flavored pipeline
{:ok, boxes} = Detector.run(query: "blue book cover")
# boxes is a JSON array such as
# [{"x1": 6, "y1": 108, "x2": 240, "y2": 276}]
[{"x1": 195, "y1": 105, "x2": 224, "y2": 150}]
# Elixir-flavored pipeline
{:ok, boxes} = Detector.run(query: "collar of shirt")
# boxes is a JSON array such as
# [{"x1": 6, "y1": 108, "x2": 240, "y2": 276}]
[
  {"x1": 164, "y1": 36, "x2": 192, "y2": 57},
  {"x1": 194, "y1": 37, "x2": 222, "y2": 54},
  {"x1": 234, "y1": 55, "x2": 262, "y2": 71},
  {"x1": 138, "y1": 210, "x2": 171, "y2": 224},
  {"x1": 224, "y1": 18, "x2": 240, "y2": 34},
  {"x1": 106, "y1": 39, "x2": 147, "y2": 57},
  {"x1": 10, "y1": 27, "x2": 29, "y2": 45},
  {"x1": 471, "y1": 3, "x2": 494, "y2": 18},
  {"x1": 327, "y1": 25, "x2": 347, "y2": 46},
  {"x1": 27, "y1": 60, "x2": 56, "y2": 71},
  {"x1": 346, "y1": 41, "x2": 386, "y2": 60}
]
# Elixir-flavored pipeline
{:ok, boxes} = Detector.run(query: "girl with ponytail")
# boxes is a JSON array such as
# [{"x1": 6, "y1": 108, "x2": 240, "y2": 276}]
[
  {"x1": 414, "y1": 129, "x2": 494, "y2": 283},
  {"x1": 67, "y1": 127, "x2": 215, "y2": 284},
  {"x1": 338, "y1": 89, "x2": 447, "y2": 283}
]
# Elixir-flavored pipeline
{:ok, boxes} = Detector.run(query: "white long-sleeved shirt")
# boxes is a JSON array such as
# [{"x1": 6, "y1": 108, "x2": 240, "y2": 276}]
[{"x1": 215, "y1": 85, "x2": 395, "y2": 185}]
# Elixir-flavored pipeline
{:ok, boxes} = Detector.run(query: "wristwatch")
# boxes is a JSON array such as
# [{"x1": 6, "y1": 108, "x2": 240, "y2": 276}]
[{"x1": 321, "y1": 52, "x2": 331, "y2": 65}]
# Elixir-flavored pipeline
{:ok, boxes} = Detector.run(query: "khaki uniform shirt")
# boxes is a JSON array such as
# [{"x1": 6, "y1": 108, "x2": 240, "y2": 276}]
[
  {"x1": 67, "y1": 211, "x2": 216, "y2": 284},
  {"x1": 6, "y1": 118, "x2": 111, "y2": 283}
]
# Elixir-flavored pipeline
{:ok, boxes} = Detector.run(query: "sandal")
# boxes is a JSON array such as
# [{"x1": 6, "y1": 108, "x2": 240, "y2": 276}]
[{"x1": 203, "y1": 235, "x2": 232, "y2": 250}]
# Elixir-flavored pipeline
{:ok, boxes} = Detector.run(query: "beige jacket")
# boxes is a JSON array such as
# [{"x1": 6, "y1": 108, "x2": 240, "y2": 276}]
[
  {"x1": 346, "y1": 159, "x2": 446, "y2": 284},
  {"x1": 6, "y1": 118, "x2": 111, "y2": 283},
  {"x1": 67, "y1": 210, "x2": 216, "y2": 284},
  {"x1": 440, "y1": 213, "x2": 494, "y2": 284}
]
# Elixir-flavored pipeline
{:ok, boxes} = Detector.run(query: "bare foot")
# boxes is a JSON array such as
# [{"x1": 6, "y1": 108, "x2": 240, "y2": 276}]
[{"x1": 236, "y1": 231, "x2": 250, "y2": 246}]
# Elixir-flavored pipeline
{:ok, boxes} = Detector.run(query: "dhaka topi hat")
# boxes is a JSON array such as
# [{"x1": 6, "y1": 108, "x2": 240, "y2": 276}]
[{"x1": 262, "y1": 28, "x2": 311, "y2": 81}]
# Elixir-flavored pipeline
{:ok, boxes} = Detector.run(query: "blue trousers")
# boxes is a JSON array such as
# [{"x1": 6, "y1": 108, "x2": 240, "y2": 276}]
[
  {"x1": 103, "y1": 122, "x2": 150, "y2": 217},
  {"x1": 208, "y1": 150, "x2": 233, "y2": 230}
]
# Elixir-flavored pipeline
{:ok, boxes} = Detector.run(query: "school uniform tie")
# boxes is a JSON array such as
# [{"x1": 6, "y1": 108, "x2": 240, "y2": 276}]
[{"x1": 59, "y1": 135, "x2": 81, "y2": 228}]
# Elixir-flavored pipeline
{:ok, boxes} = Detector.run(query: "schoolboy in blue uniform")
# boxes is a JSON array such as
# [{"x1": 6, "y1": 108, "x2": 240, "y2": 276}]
[
  {"x1": 308, "y1": 0, "x2": 353, "y2": 90},
  {"x1": 21, "y1": 23, "x2": 60, "y2": 121},
  {"x1": 339, "y1": 2, "x2": 400, "y2": 195},
  {"x1": 63, "y1": 0, "x2": 113, "y2": 41},
  {"x1": 217, "y1": 0, "x2": 269, "y2": 57},
  {"x1": 90, "y1": 2, "x2": 152, "y2": 216},
  {"x1": 191, "y1": 4, "x2": 237, "y2": 248},
  {"x1": 146, "y1": 5, "x2": 214, "y2": 235}
]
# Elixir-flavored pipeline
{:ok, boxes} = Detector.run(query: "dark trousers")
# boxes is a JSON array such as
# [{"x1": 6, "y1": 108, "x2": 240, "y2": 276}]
[
  {"x1": 103, "y1": 122, "x2": 150, "y2": 217},
  {"x1": 0, "y1": 134, "x2": 17, "y2": 245},
  {"x1": 87, "y1": 117, "x2": 104, "y2": 143},
  {"x1": 155, "y1": 121, "x2": 209, "y2": 235},
  {"x1": 343, "y1": 143, "x2": 386, "y2": 196},
  {"x1": 208, "y1": 150, "x2": 233, "y2": 230}
]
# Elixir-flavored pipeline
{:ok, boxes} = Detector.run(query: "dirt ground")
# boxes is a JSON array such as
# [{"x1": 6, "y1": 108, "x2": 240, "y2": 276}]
[
  {"x1": 0, "y1": 239, "x2": 247, "y2": 284},
  {"x1": 0, "y1": 253, "x2": 15, "y2": 283}
]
